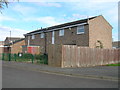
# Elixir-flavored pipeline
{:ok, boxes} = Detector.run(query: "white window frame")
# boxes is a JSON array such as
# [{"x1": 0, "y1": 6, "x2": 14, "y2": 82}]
[
  {"x1": 32, "y1": 35, "x2": 35, "y2": 39},
  {"x1": 77, "y1": 25, "x2": 84, "y2": 34},
  {"x1": 52, "y1": 31, "x2": 54, "y2": 44},
  {"x1": 59, "y1": 29, "x2": 64, "y2": 36},
  {"x1": 40, "y1": 33, "x2": 44, "y2": 38}
]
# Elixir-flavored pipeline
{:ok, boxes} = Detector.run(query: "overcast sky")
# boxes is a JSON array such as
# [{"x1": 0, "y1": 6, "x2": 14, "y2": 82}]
[{"x1": 0, "y1": 0, "x2": 119, "y2": 41}]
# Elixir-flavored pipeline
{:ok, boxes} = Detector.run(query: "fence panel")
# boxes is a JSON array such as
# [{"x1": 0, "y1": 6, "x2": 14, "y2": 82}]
[
  {"x1": 61, "y1": 45, "x2": 120, "y2": 68},
  {"x1": 48, "y1": 45, "x2": 62, "y2": 67}
]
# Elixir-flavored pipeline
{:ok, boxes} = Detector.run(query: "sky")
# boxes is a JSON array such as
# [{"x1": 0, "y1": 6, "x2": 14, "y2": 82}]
[{"x1": 0, "y1": 0, "x2": 119, "y2": 41}]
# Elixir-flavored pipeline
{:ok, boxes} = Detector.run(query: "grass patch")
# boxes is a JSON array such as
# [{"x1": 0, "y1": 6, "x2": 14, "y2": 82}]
[{"x1": 107, "y1": 63, "x2": 120, "y2": 66}]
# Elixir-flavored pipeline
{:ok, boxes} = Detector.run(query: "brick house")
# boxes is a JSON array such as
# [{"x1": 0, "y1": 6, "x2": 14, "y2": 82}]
[
  {"x1": 0, "y1": 41, "x2": 4, "y2": 54},
  {"x1": 24, "y1": 15, "x2": 112, "y2": 54},
  {"x1": 4, "y1": 37, "x2": 25, "y2": 54},
  {"x1": 4, "y1": 37, "x2": 23, "y2": 45}
]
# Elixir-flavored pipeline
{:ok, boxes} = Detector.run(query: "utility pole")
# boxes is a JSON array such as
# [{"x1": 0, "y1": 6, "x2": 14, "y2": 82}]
[
  {"x1": 10, "y1": 30, "x2": 11, "y2": 43},
  {"x1": 9, "y1": 30, "x2": 11, "y2": 53}
]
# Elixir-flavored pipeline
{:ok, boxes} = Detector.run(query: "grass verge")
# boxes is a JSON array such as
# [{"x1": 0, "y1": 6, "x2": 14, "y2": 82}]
[{"x1": 106, "y1": 63, "x2": 120, "y2": 66}]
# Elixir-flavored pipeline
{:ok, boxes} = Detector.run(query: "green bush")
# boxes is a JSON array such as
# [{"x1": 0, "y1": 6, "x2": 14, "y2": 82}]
[
  {"x1": 19, "y1": 53, "x2": 32, "y2": 59},
  {"x1": 35, "y1": 54, "x2": 48, "y2": 64},
  {"x1": 2, "y1": 53, "x2": 48, "y2": 64}
]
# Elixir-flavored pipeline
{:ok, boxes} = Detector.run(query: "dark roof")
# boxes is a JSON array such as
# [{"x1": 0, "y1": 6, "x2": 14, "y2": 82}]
[
  {"x1": 4, "y1": 38, "x2": 25, "y2": 46},
  {"x1": 25, "y1": 16, "x2": 97, "y2": 35},
  {"x1": 5, "y1": 37, "x2": 23, "y2": 41}
]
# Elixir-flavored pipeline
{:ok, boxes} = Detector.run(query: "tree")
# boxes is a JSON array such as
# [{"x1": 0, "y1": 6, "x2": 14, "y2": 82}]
[
  {"x1": 0, "y1": 0, "x2": 9, "y2": 9},
  {"x1": 0, "y1": 0, "x2": 18, "y2": 13},
  {"x1": 0, "y1": 0, "x2": 9, "y2": 13}
]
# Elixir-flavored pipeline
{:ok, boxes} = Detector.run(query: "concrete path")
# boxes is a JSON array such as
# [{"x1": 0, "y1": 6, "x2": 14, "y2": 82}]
[{"x1": 2, "y1": 61, "x2": 119, "y2": 81}]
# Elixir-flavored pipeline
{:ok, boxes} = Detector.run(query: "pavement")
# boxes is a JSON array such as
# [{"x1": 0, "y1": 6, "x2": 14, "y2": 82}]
[
  {"x1": 3, "y1": 66, "x2": 118, "y2": 88},
  {"x1": 2, "y1": 61, "x2": 119, "y2": 81}
]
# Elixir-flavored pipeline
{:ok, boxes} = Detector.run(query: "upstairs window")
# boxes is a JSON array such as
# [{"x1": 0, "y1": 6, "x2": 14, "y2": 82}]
[
  {"x1": 32, "y1": 35, "x2": 35, "y2": 39},
  {"x1": 59, "y1": 29, "x2": 64, "y2": 36},
  {"x1": 40, "y1": 33, "x2": 44, "y2": 38},
  {"x1": 52, "y1": 31, "x2": 54, "y2": 44},
  {"x1": 77, "y1": 25, "x2": 84, "y2": 34}
]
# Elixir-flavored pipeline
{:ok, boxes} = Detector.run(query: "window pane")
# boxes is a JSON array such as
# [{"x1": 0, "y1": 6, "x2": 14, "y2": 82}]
[
  {"x1": 59, "y1": 29, "x2": 64, "y2": 36},
  {"x1": 32, "y1": 35, "x2": 35, "y2": 39},
  {"x1": 77, "y1": 25, "x2": 84, "y2": 34},
  {"x1": 41, "y1": 33, "x2": 44, "y2": 38},
  {"x1": 52, "y1": 31, "x2": 55, "y2": 44}
]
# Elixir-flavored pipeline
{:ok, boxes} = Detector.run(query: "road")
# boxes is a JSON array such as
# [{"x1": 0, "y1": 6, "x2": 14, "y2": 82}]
[{"x1": 2, "y1": 65, "x2": 118, "y2": 88}]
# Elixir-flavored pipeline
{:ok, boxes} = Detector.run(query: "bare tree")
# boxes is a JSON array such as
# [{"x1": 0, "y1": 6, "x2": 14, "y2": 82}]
[
  {"x1": 0, "y1": 0, "x2": 9, "y2": 9},
  {"x1": 0, "y1": 0, "x2": 18, "y2": 13}
]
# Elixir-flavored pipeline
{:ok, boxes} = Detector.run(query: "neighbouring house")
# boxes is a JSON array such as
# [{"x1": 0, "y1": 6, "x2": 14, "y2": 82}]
[
  {"x1": 24, "y1": 15, "x2": 113, "y2": 54},
  {"x1": 112, "y1": 41, "x2": 120, "y2": 48},
  {"x1": 0, "y1": 41, "x2": 4, "y2": 54},
  {"x1": 0, "y1": 41, "x2": 4, "y2": 46},
  {"x1": 4, "y1": 37, "x2": 25, "y2": 54},
  {"x1": 4, "y1": 37, "x2": 23, "y2": 45}
]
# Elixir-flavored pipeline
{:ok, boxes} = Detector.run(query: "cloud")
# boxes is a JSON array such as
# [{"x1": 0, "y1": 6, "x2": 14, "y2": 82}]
[
  {"x1": 10, "y1": 0, "x2": 120, "y2": 2},
  {"x1": 112, "y1": 32, "x2": 118, "y2": 41},
  {"x1": 71, "y1": 14, "x2": 88, "y2": 20},
  {"x1": 12, "y1": 4, "x2": 37, "y2": 16},
  {"x1": 0, "y1": 26, "x2": 29, "y2": 41},
  {"x1": 106, "y1": 6, "x2": 118, "y2": 23},
  {"x1": 35, "y1": 2, "x2": 61, "y2": 7},
  {"x1": 24, "y1": 16, "x2": 62, "y2": 26},
  {"x1": 0, "y1": 15, "x2": 16, "y2": 21},
  {"x1": 37, "y1": 17, "x2": 61, "y2": 26}
]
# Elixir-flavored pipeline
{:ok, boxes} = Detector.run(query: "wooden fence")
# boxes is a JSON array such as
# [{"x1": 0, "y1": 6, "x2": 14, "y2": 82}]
[
  {"x1": 62, "y1": 45, "x2": 120, "y2": 67},
  {"x1": 48, "y1": 45, "x2": 120, "y2": 68}
]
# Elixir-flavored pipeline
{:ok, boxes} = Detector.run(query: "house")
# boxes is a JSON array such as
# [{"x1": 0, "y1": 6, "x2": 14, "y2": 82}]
[
  {"x1": 112, "y1": 41, "x2": 120, "y2": 48},
  {"x1": 24, "y1": 15, "x2": 112, "y2": 54},
  {"x1": 0, "y1": 41, "x2": 4, "y2": 46},
  {"x1": 0, "y1": 41, "x2": 4, "y2": 54},
  {"x1": 4, "y1": 37, "x2": 25, "y2": 54},
  {"x1": 4, "y1": 37, "x2": 23, "y2": 45}
]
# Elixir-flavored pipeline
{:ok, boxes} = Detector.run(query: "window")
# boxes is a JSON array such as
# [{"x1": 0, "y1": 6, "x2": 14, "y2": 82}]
[
  {"x1": 59, "y1": 29, "x2": 64, "y2": 36},
  {"x1": 77, "y1": 25, "x2": 84, "y2": 34},
  {"x1": 32, "y1": 35, "x2": 35, "y2": 39},
  {"x1": 52, "y1": 31, "x2": 54, "y2": 44},
  {"x1": 40, "y1": 33, "x2": 44, "y2": 38}
]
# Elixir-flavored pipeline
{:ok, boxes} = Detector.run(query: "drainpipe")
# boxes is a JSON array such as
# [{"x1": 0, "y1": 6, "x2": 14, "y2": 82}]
[
  {"x1": 44, "y1": 28, "x2": 47, "y2": 55},
  {"x1": 28, "y1": 36, "x2": 30, "y2": 46}
]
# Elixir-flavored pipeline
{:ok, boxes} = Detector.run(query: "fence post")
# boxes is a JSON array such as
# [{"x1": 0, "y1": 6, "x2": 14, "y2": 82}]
[
  {"x1": 14, "y1": 54, "x2": 16, "y2": 61},
  {"x1": 8, "y1": 53, "x2": 11, "y2": 61},
  {"x1": 32, "y1": 54, "x2": 34, "y2": 64},
  {"x1": 2, "y1": 53, "x2": 4, "y2": 60}
]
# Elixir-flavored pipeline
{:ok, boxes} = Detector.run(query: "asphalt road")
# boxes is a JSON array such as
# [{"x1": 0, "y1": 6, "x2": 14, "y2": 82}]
[{"x1": 2, "y1": 66, "x2": 118, "y2": 88}]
